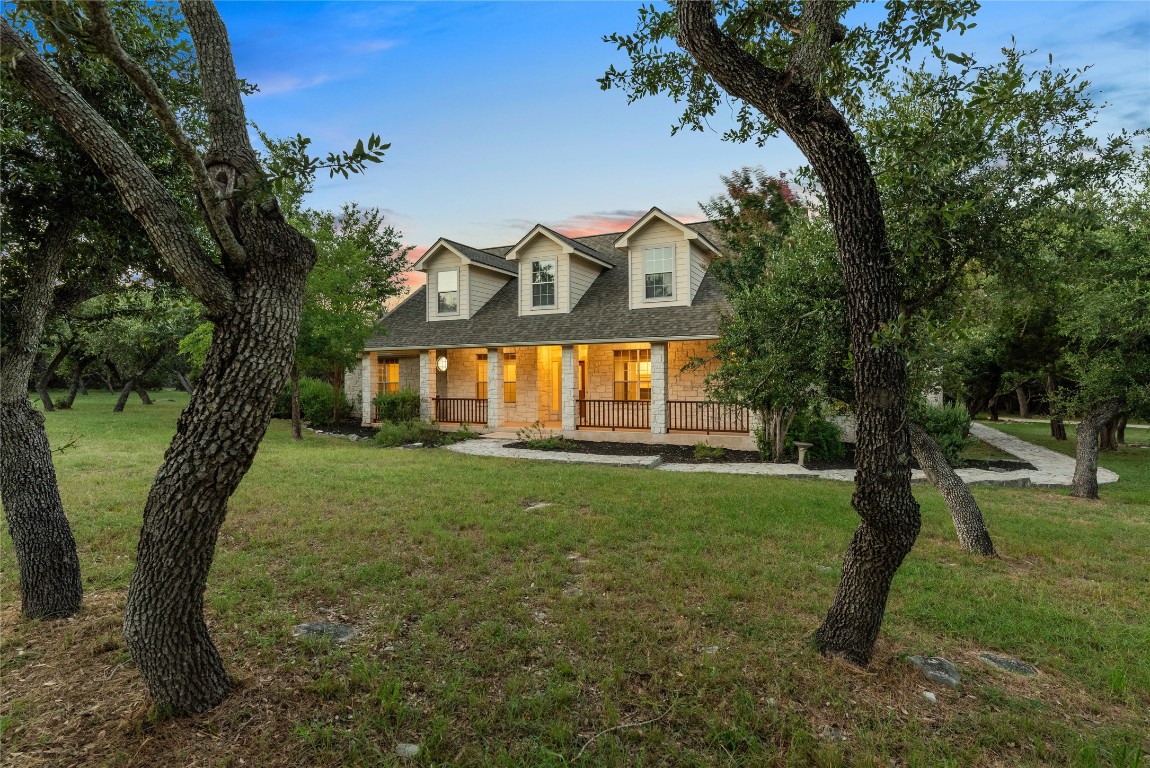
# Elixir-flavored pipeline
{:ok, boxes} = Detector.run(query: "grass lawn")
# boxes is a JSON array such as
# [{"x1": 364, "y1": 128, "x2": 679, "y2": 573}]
[{"x1": 2, "y1": 392, "x2": 1148, "y2": 767}]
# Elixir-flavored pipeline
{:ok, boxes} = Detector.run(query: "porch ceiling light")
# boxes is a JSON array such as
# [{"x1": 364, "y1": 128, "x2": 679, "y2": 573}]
[{"x1": 436, "y1": 355, "x2": 448, "y2": 372}]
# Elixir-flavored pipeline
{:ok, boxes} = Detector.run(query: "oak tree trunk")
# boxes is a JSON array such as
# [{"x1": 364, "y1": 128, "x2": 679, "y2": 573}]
[
  {"x1": 1099, "y1": 417, "x2": 1119, "y2": 452},
  {"x1": 36, "y1": 346, "x2": 71, "y2": 412},
  {"x1": 0, "y1": 214, "x2": 83, "y2": 619},
  {"x1": 1015, "y1": 386, "x2": 1030, "y2": 418},
  {"x1": 908, "y1": 423, "x2": 996, "y2": 556},
  {"x1": 1051, "y1": 416, "x2": 1067, "y2": 441},
  {"x1": 1071, "y1": 399, "x2": 1122, "y2": 499},
  {"x1": 676, "y1": 3, "x2": 919, "y2": 667},
  {"x1": 175, "y1": 371, "x2": 195, "y2": 395},
  {"x1": 290, "y1": 361, "x2": 303, "y2": 440},
  {"x1": 136, "y1": 385, "x2": 153, "y2": 405},
  {"x1": 988, "y1": 396, "x2": 999, "y2": 422},
  {"x1": 114, "y1": 380, "x2": 136, "y2": 412},
  {"x1": 1116, "y1": 415, "x2": 1127, "y2": 445}
]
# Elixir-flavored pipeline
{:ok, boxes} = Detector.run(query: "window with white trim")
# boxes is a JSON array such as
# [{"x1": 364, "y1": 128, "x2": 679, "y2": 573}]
[
  {"x1": 643, "y1": 246, "x2": 673, "y2": 299},
  {"x1": 532, "y1": 259, "x2": 556, "y2": 308},
  {"x1": 437, "y1": 269, "x2": 459, "y2": 314}
]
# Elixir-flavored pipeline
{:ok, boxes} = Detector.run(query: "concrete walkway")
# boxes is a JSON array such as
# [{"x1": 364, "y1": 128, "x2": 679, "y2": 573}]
[{"x1": 444, "y1": 423, "x2": 1118, "y2": 489}]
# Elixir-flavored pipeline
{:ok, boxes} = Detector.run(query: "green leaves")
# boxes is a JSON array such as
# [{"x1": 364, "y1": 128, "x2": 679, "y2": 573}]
[{"x1": 260, "y1": 130, "x2": 390, "y2": 199}]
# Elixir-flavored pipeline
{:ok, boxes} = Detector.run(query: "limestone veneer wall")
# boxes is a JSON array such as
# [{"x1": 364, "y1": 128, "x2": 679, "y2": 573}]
[{"x1": 667, "y1": 340, "x2": 715, "y2": 401}]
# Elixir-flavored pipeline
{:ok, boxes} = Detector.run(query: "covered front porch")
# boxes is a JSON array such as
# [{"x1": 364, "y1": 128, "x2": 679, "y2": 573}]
[{"x1": 360, "y1": 341, "x2": 755, "y2": 449}]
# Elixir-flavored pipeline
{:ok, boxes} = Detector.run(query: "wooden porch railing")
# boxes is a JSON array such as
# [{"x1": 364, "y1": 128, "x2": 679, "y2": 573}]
[
  {"x1": 433, "y1": 397, "x2": 487, "y2": 425},
  {"x1": 668, "y1": 401, "x2": 750, "y2": 434},
  {"x1": 577, "y1": 399, "x2": 650, "y2": 430}
]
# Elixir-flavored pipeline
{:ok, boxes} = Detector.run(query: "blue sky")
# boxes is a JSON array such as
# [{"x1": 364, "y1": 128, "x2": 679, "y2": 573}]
[{"x1": 216, "y1": 0, "x2": 1150, "y2": 261}]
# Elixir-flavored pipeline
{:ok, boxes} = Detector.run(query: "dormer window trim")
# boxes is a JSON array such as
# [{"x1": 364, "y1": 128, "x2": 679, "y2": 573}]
[
  {"x1": 437, "y1": 268, "x2": 459, "y2": 315},
  {"x1": 643, "y1": 245, "x2": 674, "y2": 301},
  {"x1": 531, "y1": 259, "x2": 557, "y2": 308}
]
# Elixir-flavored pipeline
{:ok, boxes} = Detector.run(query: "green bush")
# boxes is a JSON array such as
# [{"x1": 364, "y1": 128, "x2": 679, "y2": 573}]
[
  {"x1": 373, "y1": 389, "x2": 419, "y2": 424},
  {"x1": 274, "y1": 378, "x2": 350, "y2": 427},
  {"x1": 786, "y1": 410, "x2": 845, "y2": 461},
  {"x1": 374, "y1": 420, "x2": 432, "y2": 447},
  {"x1": 515, "y1": 420, "x2": 574, "y2": 450},
  {"x1": 911, "y1": 402, "x2": 975, "y2": 466},
  {"x1": 374, "y1": 420, "x2": 481, "y2": 448},
  {"x1": 694, "y1": 442, "x2": 726, "y2": 461}
]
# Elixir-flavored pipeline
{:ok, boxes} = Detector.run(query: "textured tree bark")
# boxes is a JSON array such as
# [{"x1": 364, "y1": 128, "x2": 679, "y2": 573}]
[
  {"x1": 4, "y1": 5, "x2": 315, "y2": 713},
  {"x1": 1015, "y1": 386, "x2": 1030, "y2": 418},
  {"x1": 290, "y1": 361, "x2": 303, "y2": 440},
  {"x1": 135, "y1": 385, "x2": 153, "y2": 405},
  {"x1": 175, "y1": 371, "x2": 195, "y2": 395},
  {"x1": 1071, "y1": 399, "x2": 1122, "y2": 499},
  {"x1": 676, "y1": 2, "x2": 919, "y2": 666},
  {"x1": 1099, "y1": 417, "x2": 1119, "y2": 452},
  {"x1": 1116, "y1": 415, "x2": 1127, "y2": 445},
  {"x1": 908, "y1": 423, "x2": 996, "y2": 556},
  {"x1": 1050, "y1": 416, "x2": 1067, "y2": 441},
  {"x1": 0, "y1": 214, "x2": 83, "y2": 619}
]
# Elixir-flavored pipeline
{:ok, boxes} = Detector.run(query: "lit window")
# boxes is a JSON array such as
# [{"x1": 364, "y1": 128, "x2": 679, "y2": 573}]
[
  {"x1": 378, "y1": 355, "x2": 400, "y2": 393},
  {"x1": 532, "y1": 259, "x2": 556, "y2": 308},
  {"x1": 437, "y1": 270, "x2": 458, "y2": 314},
  {"x1": 613, "y1": 349, "x2": 651, "y2": 401},
  {"x1": 643, "y1": 246, "x2": 673, "y2": 299},
  {"x1": 476, "y1": 353, "x2": 488, "y2": 399},
  {"x1": 504, "y1": 352, "x2": 517, "y2": 403}
]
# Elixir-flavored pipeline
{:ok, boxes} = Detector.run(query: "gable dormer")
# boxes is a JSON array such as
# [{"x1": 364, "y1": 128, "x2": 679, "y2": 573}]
[
  {"x1": 411, "y1": 238, "x2": 515, "y2": 321},
  {"x1": 504, "y1": 225, "x2": 613, "y2": 316},
  {"x1": 614, "y1": 208, "x2": 721, "y2": 310}
]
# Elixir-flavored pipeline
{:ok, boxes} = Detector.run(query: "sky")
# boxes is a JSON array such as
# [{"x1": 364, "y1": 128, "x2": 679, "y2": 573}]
[{"x1": 215, "y1": 0, "x2": 1150, "y2": 278}]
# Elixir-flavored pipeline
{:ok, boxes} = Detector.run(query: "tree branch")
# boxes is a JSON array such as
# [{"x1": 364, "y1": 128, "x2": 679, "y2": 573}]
[
  {"x1": 0, "y1": 210, "x2": 80, "y2": 401},
  {"x1": 2, "y1": 20, "x2": 234, "y2": 314},
  {"x1": 82, "y1": 0, "x2": 248, "y2": 266},
  {"x1": 178, "y1": 1, "x2": 261, "y2": 175},
  {"x1": 791, "y1": 0, "x2": 847, "y2": 86}
]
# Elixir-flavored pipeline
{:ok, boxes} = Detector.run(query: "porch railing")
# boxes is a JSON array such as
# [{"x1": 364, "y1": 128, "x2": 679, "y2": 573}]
[
  {"x1": 577, "y1": 399, "x2": 650, "y2": 430},
  {"x1": 668, "y1": 400, "x2": 750, "y2": 434},
  {"x1": 433, "y1": 397, "x2": 487, "y2": 425}
]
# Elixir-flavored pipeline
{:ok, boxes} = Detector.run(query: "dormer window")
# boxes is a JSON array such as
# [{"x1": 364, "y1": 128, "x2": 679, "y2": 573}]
[
  {"x1": 643, "y1": 246, "x2": 674, "y2": 299},
  {"x1": 437, "y1": 269, "x2": 459, "y2": 314},
  {"x1": 532, "y1": 259, "x2": 556, "y2": 308}
]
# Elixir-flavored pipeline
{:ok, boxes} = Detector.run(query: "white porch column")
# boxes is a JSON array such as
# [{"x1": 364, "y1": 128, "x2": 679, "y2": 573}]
[
  {"x1": 419, "y1": 349, "x2": 434, "y2": 422},
  {"x1": 360, "y1": 353, "x2": 373, "y2": 426},
  {"x1": 561, "y1": 345, "x2": 577, "y2": 431},
  {"x1": 650, "y1": 342, "x2": 668, "y2": 435},
  {"x1": 486, "y1": 348, "x2": 503, "y2": 429}
]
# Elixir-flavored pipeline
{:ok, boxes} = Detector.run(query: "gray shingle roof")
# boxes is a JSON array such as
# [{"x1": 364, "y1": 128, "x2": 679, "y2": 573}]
[
  {"x1": 441, "y1": 238, "x2": 517, "y2": 275},
  {"x1": 368, "y1": 221, "x2": 728, "y2": 350}
]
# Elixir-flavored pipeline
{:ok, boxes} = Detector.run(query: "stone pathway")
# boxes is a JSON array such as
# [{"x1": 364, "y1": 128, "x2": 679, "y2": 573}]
[{"x1": 444, "y1": 423, "x2": 1118, "y2": 489}]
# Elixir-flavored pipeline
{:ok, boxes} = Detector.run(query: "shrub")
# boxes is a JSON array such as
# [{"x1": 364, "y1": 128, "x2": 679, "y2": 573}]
[
  {"x1": 911, "y1": 402, "x2": 975, "y2": 466},
  {"x1": 374, "y1": 420, "x2": 432, "y2": 447},
  {"x1": 374, "y1": 420, "x2": 481, "y2": 448},
  {"x1": 694, "y1": 442, "x2": 726, "y2": 461},
  {"x1": 373, "y1": 389, "x2": 419, "y2": 424},
  {"x1": 274, "y1": 377, "x2": 350, "y2": 427},
  {"x1": 786, "y1": 409, "x2": 845, "y2": 462},
  {"x1": 515, "y1": 420, "x2": 573, "y2": 450}
]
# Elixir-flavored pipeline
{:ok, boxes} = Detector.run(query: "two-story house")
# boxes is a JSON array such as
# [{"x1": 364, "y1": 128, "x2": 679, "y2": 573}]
[{"x1": 348, "y1": 207, "x2": 755, "y2": 448}]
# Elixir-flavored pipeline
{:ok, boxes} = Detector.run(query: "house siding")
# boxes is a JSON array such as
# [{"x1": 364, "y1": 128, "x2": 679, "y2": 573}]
[
  {"x1": 468, "y1": 268, "x2": 510, "y2": 318},
  {"x1": 689, "y1": 244, "x2": 709, "y2": 302},
  {"x1": 627, "y1": 218, "x2": 690, "y2": 310},
  {"x1": 568, "y1": 258, "x2": 599, "y2": 310}
]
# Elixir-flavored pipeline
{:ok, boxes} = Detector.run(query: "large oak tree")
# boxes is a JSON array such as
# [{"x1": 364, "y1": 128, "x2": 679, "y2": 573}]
[
  {"x1": 2, "y1": 0, "x2": 386, "y2": 713},
  {"x1": 602, "y1": 0, "x2": 988, "y2": 664}
]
